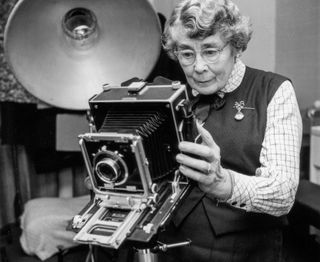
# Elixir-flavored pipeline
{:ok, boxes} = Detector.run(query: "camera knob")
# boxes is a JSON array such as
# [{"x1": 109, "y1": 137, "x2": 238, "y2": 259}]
[
  {"x1": 171, "y1": 81, "x2": 181, "y2": 90},
  {"x1": 149, "y1": 193, "x2": 159, "y2": 204}
]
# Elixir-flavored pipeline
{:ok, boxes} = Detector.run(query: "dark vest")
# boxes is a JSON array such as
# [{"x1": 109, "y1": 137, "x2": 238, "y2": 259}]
[{"x1": 173, "y1": 67, "x2": 290, "y2": 235}]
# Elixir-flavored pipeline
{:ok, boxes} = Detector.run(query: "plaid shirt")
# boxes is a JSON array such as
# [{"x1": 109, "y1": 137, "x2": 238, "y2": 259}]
[{"x1": 221, "y1": 60, "x2": 302, "y2": 216}]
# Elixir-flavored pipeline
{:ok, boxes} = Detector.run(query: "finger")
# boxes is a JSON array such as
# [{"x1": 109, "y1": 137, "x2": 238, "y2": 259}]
[
  {"x1": 179, "y1": 164, "x2": 216, "y2": 186},
  {"x1": 196, "y1": 122, "x2": 221, "y2": 161},
  {"x1": 196, "y1": 121, "x2": 220, "y2": 148},
  {"x1": 176, "y1": 153, "x2": 210, "y2": 173},
  {"x1": 179, "y1": 141, "x2": 213, "y2": 160}
]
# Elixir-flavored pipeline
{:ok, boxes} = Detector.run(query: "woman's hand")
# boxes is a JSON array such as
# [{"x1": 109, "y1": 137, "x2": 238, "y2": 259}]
[{"x1": 176, "y1": 122, "x2": 233, "y2": 200}]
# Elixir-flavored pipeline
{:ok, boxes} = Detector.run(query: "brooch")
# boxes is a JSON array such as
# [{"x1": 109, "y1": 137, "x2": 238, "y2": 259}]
[{"x1": 233, "y1": 101, "x2": 255, "y2": 121}]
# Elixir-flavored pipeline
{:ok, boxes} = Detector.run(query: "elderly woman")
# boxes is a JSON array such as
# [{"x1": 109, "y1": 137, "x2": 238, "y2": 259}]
[{"x1": 159, "y1": 0, "x2": 302, "y2": 261}]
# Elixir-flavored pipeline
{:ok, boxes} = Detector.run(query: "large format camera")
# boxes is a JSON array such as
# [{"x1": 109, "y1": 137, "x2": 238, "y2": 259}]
[{"x1": 71, "y1": 81, "x2": 194, "y2": 249}]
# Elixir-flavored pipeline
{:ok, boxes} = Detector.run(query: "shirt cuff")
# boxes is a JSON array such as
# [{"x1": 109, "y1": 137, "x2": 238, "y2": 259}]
[{"x1": 226, "y1": 170, "x2": 255, "y2": 211}]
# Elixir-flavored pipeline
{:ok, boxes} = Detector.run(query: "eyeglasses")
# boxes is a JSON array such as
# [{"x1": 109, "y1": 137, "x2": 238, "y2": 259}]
[{"x1": 174, "y1": 43, "x2": 228, "y2": 66}]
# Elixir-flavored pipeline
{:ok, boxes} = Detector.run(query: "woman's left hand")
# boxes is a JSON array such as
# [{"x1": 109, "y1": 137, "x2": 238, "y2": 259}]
[{"x1": 176, "y1": 122, "x2": 233, "y2": 200}]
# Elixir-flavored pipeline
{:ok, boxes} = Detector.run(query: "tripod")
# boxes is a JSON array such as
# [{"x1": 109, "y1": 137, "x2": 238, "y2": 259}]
[{"x1": 84, "y1": 240, "x2": 191, "y2": 262}]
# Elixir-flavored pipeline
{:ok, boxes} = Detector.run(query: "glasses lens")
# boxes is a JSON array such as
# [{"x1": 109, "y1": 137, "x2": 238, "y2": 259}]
[
  {"x1": 177, "y1": 50, "x2": 195, "y2": 65},
  {"x1": 202, "y1": 48, "x2": 220, "y2": 63},
  {"x1": 175, "y1": 44, "x2": 226, "y2": 65}
]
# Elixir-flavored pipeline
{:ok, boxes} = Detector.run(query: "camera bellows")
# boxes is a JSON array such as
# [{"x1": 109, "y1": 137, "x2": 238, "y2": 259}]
[{"x1": 99, "y1": 109, "x2": 177, "y2": 180}]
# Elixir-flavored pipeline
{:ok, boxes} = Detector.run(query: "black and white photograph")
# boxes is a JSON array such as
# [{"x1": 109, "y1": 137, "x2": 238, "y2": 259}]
[{"x1": 0, "y1": 0, "x2": 319, "y2": 261}]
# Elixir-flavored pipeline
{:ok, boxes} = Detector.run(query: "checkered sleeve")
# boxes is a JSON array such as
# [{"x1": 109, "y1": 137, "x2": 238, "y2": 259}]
[{"x1": 226, "y1": 80, "x2": 302, "y2": 216}]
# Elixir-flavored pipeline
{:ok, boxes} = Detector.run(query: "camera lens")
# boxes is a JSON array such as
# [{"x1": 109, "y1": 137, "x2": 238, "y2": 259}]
[
  {"x1": 95, "y1": 158, "x2": 120, "y2": 183},
  {"x1": 93, "y1": 150, "x2": 128, "y2": 186}
]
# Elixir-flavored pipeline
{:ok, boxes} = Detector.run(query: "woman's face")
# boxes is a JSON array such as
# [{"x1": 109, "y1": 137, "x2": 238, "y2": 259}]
[{"x1": 172, "y1": 25, "x2": 236, "y2": 95}]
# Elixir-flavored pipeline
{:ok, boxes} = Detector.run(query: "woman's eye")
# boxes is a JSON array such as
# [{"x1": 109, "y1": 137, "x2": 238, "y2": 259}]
[
  {"x1": 181, "y1": 51, "x2": 195, "y2": 59},
  {"x1": 203, "y1": 49, "x2": 218, "y2": 57}
]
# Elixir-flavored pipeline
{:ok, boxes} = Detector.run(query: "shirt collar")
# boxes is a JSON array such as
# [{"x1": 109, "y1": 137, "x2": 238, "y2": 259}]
[{"x1": 220, "y1": 59, "x2": 246, "y2": 95}]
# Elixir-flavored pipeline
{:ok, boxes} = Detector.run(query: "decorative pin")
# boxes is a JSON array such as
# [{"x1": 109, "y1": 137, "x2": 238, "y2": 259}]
[
  {"x1": 233, "y1": 101, "x2": 255, "y2": 121},
  {"x1": 234, "y1": 110, "x2": 244, "y2": 120}
]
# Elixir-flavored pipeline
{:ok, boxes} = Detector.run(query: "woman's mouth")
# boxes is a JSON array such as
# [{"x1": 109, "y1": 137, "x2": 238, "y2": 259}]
[{"x1": 195, "y1": 79, "x2": 214, "y2": 86}]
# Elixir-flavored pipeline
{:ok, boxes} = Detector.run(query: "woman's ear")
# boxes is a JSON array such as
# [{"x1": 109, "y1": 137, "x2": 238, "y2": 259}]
[{"x1": 234, "y1": 51, "x2": 242, "y2": 62}]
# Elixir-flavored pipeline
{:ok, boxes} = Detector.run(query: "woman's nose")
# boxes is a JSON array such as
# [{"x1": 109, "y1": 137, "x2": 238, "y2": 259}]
[{"x1": 194, "y1": 54, "x2": 208, "y2": 73}]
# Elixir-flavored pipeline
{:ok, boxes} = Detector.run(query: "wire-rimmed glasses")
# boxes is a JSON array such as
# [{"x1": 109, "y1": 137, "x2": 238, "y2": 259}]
[{"x1": 174, "y1": 43, "x2": 228, "y2": 66}]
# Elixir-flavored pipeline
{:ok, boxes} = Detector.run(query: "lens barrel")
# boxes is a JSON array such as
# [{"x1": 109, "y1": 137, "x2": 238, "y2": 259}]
[{"x1": 93, "y1": 150, "x2": 128, "y2": 186}]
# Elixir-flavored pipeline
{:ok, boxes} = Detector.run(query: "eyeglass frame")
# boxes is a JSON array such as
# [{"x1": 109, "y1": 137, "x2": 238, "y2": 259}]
[{"x1": 174, "y1": 42, "x2": 229, "y2": 66}]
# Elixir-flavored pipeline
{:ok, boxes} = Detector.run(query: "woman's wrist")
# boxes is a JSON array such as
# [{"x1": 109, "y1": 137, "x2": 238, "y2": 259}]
[
  {"x1": 219, "y1": 169, "x2": 234, "y2": 201},
  {"x1": 207, "y1": 168, "x2": 234, "y2": 202}
]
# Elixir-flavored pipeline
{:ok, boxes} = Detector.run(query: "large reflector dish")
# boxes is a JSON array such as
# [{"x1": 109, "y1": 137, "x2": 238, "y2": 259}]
[{"x1": 4, "y1": 0, "x2": 161, "y2": 110}]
